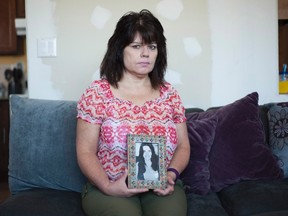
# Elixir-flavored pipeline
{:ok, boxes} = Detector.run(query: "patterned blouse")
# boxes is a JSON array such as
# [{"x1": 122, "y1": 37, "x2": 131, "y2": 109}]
[{"x1": 77, "y1": 79, "x2": 186, "y2": 181}]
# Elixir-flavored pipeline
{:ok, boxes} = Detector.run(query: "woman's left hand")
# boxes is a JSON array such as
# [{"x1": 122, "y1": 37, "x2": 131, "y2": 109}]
[{"x1": 153, "y1": 174, "x2": 175, "y2": 196}]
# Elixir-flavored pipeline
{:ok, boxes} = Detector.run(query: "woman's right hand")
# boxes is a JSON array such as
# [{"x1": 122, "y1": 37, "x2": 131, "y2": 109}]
[{"x1": 103, "y1": 169, "x2": 148, "y2": 197}]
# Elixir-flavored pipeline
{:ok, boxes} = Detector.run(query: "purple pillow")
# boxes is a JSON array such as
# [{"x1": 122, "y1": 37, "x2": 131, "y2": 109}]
[
  {"x1": 190, "y1": 92, "x2": 283, "y2": 192},
  {"x1": 181, "y1": 115, "x2": 218, "y2": 195}
]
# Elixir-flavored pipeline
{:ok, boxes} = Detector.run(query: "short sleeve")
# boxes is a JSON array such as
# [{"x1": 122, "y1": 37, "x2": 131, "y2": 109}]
[
  {"x1": 166, "y1": 83, "x2": 186, "y2": 124},
  {"x1": 77, "y1": 81, "x2": 106, "y2": 124}
]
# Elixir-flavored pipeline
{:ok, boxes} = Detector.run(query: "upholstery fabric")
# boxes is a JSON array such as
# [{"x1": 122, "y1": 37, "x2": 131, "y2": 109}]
[
  {"x1": 2, "y1": 94, "x2": 288, "y2": 216},
  {"x1": 218, "y1": 178, "x2": 288, "y2": 216},
  {"x1": 8, "y1": 95, "x2": 86, "y2": 194},
  {"x1": 186, "y1": 192, "x2": 228, "y2": 216},
  {"x1": 258, "y1": 105, "x2": 270, "y2": 143},
  {"x1": 0, "y1": 189, "x2": 85, "y2": 216},
  {"x1": 189, "y1": 92, "x2": 283, "y2": 192},
  {"x1": 181, "y1": 115, "x2": 218, "y2": 195},
  {"x1": 252, "y1": 212, "x2": 288, "y2": 216},
  {"x1": 268, "y1": 102, "x2": 288, "y2": 177}
]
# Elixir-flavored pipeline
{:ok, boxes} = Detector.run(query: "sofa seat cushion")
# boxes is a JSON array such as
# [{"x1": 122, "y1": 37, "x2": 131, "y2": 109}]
[
  {"x1": 0, "y1": 189, "x2": 85, "y2": 216},
  {"x1": 186, "y1": 192, "x2": 228, "y2": 216},
  {"x1": 218, "y1": 178, "x2": 288, "y2": 216},
  {"x1": 252, "y1": 211, "x2": 288, "y2": 216}
]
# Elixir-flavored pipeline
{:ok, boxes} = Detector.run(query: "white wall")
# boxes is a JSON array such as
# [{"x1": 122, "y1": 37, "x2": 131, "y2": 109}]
[{"x1": 26, "y1": 0, "x2": 287, "y2": 109}]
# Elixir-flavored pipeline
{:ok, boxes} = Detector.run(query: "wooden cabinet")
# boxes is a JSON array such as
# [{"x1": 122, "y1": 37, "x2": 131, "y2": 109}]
[
  {"x1": 0, "y1": 0, "x2": 25, "y2": 55},
  {"x1": 16, "y1": 0, "x2": 25, "y2": 18},
  {"x1": 0, "y1": 100, "x2": 9, "y2": 182},
  {"x1": 279, "y1": 0, "x2": 288, "y2": 20}
]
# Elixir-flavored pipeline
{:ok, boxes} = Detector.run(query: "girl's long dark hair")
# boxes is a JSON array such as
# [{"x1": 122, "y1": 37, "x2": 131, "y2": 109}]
[
  {"x1": 100, "y1": 9, "x2": 167, "y2": 89},
  {"x1": 137, "y1": 142, "x2": 159, "y2": 180}
]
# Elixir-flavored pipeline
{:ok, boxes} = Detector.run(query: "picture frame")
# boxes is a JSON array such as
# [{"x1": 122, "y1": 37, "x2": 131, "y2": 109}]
[{"x1": 127, "y1": 134, "x2": 167, "y2": 190}]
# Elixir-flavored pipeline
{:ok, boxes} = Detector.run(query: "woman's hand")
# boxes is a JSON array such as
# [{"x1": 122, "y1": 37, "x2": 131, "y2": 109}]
[
  {"x1": 153, "y1": 173, "x2": 175, "y2": 196},
  {"x1": 103, "y1": 169, "x2": 149, "y2": 197}
]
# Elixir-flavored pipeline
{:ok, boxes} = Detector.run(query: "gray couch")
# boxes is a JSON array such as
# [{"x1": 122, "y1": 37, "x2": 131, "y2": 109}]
[{"x1": 0, "y1": 93, "x2": 288, "y2": 216}]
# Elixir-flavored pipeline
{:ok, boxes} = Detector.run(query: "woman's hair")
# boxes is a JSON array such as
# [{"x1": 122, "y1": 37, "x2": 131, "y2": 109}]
[
  {"x1": 137, "y1": 142, "x2": 159, "y2": 180},
  {"x1": 100, "y1": 9, "x2": 167, "y2": 89}
]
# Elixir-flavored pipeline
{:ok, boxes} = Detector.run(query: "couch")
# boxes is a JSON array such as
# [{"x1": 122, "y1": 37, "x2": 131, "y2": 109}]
[{"x1": 0, "y1": 92, "x2": 288, "y2": 216}]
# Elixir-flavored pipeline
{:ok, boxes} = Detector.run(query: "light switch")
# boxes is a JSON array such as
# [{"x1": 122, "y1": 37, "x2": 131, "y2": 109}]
[{"x1": 37, "y1": 37, "x2": 57, "y2": 57}]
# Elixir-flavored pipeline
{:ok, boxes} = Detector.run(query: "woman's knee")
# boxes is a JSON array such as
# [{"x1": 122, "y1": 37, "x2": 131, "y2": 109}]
[
  {"x1": 141, "y1": 182, "x2": 187, "y2": 216},
  {"x1": 82, "y1": 183, "x2": 142, "y2": 216}
]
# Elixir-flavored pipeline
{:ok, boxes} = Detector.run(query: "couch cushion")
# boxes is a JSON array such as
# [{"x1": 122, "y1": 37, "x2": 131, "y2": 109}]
[
  {"x1": 9, "y1": 95, "x2": 86, "y2": 194},
  {"x1": 0, "y1": 189, "x2": 85, "y2": 216},
  {"x1": 186, "y1": 192, "x2": 228, "y2": 216},
  {"x1": 267, "y1": 102, "x2": 288, "y2": 177},
  {"x1": 218, "y1": 178, "x2": 288, "y2": 216},
  {"x1": 181, "y1": 115, "x2": 218, "y2": 195},
  {"x1": 189, "y1": 92, "x2": 283, "y2": 193},
  {"x1": 252, "y1": 212, "x2": 288, "y2": 216}
]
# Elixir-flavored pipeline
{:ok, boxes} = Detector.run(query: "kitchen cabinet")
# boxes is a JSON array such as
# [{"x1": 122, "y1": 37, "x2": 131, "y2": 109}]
[
  {"x1": 0, "y1": 0, "x2": 25, "y2": 55},
  {"x1": 279, "y1": 0, "x2": 288, "y2": 20},
  {"x1": 16, "y1": 0, "x2": 25, "y2": 18},
  {"x1": 0, "y1": 100, "x2": 9, "y2": 182}
]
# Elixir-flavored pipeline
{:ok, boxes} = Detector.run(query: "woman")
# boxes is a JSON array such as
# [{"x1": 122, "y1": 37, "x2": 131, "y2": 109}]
[
  {"x1": 137, "y1": 142, "x2": 159, "y2": 180},
  {"x1": 76, "y1": 9, "x2": 190, "y2": 216}
]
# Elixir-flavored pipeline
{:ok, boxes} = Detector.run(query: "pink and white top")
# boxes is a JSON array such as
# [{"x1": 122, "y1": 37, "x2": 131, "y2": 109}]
[{"x1": 77, "y1": 79, "x2": 186, "y2": 181}]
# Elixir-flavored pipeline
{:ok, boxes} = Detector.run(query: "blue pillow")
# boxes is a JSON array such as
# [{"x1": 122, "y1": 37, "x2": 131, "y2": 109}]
[{"x1": 9, "y1": 95, "x2": 87, "y2": 194}]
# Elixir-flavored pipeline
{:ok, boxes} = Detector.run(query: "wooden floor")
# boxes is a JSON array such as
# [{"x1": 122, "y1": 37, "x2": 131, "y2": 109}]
[{"x1": 0, "y1": 182, "x2": 10, "y2": 203}]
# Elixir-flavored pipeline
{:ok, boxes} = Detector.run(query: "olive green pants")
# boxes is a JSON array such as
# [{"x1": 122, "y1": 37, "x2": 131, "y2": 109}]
[{"x1": 82, "y1": 181, "x2": 187, "y2": 216}]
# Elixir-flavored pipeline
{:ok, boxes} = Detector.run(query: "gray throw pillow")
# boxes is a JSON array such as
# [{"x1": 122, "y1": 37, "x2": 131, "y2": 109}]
[
  {"x1": 268, "y1": 102, "x2": 288, "y2": 177},
  {"x1": 9, "y1": 95, "x2": 86, "y2": 194}
]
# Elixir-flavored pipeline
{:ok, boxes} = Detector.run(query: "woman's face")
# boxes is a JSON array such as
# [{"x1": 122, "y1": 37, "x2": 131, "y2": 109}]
[
  {"x1": 143, "y1": 145, "x2": 152, "y2": 160},
  {"x1": 123, "y1": 33, "x2": 158, "y2": 77}
]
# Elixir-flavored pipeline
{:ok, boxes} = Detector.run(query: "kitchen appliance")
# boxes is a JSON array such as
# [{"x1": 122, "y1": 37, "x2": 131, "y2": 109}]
[
  {"x1": 0, "y1": 82, "x2": 5, "y2": 98},
  {"x1": 4, "y1": 67, "x2": 23, "y2": 95}
]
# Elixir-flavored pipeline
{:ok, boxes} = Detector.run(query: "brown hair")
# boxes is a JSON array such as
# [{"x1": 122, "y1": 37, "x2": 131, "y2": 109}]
[{"x1": 100, "y1": 9, "x2": 167, "y2": 89}]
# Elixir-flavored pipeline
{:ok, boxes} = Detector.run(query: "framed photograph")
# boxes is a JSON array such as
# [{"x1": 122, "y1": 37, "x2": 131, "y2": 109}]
[{"x1": 127, "y1": 134, "x2": 167, "y2": 190}]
